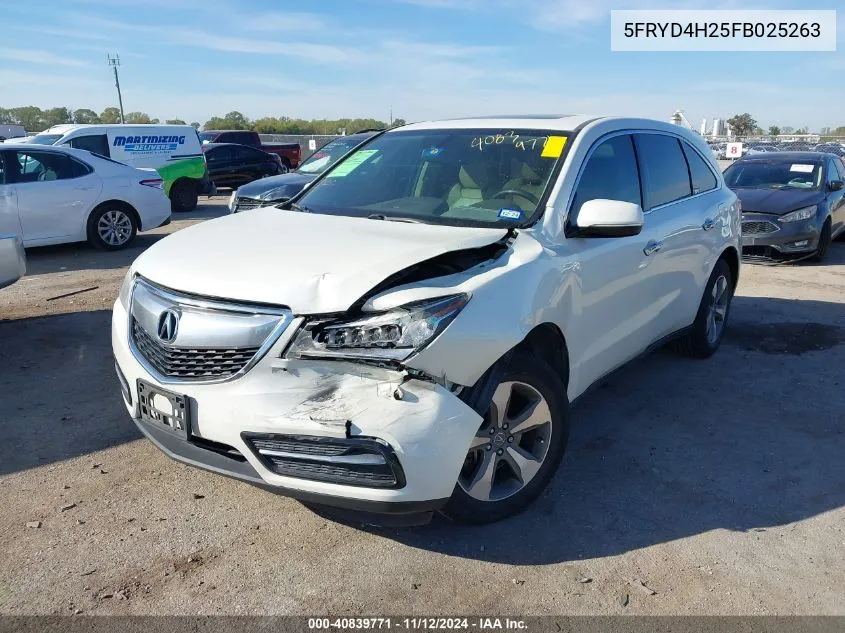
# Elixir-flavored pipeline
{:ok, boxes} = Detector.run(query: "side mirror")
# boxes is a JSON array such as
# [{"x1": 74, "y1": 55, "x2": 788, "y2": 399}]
[
  {"x1": 828, "y1": 180, "x2": 844, "y2": 192},
  {"x1": 570, "y1": 199, "x2": 644, "y2": 238}
]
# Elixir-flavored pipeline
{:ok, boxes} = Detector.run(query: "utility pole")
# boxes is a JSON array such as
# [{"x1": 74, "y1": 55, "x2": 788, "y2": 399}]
[
  {"x1": 107, "y1": 54, "x2": 125, "y2": 124},
  {"x1": 389, "y1": 106, "x2": 393, "y2": 127}
]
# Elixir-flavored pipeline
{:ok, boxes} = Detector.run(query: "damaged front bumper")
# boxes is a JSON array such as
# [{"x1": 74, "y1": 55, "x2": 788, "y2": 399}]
[{"x1": 112, "y1": 299, "x2": 483, "y2": 524}]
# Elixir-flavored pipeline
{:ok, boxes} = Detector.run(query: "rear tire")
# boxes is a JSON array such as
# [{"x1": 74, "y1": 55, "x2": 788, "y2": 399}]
[
  {"x1": 811, "y1": 218, "x2": 831, "y2": 263},
  {"x1": 441, "y1": 350, "x2": 570, "y2": 524},
  {"x1": 673, "y1": 258, "x2": 734, "y2": 359},
  {"x1": 170, "y1": 180, "x2": 198, "y2": 212},
  {"x1": 87, "y1": 205, "x2": 137, "y2": 250}
]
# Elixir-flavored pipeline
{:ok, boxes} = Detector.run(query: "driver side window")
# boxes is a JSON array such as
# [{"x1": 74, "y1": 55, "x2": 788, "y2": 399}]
[{"x1": 570, "y1": 135, "x2": 641, "y2": 218}]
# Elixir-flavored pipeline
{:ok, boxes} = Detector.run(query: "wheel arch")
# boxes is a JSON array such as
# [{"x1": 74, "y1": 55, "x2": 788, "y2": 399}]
[
  {"x1": 719, "y1": 245, "x2": 740, "y2": 287},
  {"x1": 87, "y1": 199, "x2": 141, "y2": 232},
  {"x1": 515, "y1": 322, "x2": 570, "y2": 391}
]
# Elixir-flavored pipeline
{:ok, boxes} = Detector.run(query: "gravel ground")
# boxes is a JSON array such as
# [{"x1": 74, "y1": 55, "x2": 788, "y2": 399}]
[{"x1": 1, "y1": 196, "x2": 843, "y2": 616}]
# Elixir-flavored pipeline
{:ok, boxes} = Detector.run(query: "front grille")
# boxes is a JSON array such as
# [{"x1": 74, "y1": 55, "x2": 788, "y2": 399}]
[
  {"x1": 234, "y1": 197, "x2": 264, "y2": 212},
  {"x1": 742, "y1": 220, "x2": 779, "y2": 235},
  {"x1": 243, "y1": 434, "x2": 405, "y2": 489},
  {"x1": 132, "y1": 319, "x2": 259, "y2": 379}
]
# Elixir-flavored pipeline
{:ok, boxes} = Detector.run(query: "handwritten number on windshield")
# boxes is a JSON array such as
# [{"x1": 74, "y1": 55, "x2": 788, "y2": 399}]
[{"x1": 471, "y1": 131, "x2": 549, "y2": 152}]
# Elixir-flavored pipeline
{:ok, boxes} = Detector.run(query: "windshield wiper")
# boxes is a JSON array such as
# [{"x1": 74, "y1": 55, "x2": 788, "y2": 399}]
[
  {"x1": 286, "y1": 201, "x2": 311, "y2": 213},
  {"x1": 367, "y1": 213, "x2": 425, "y2": 224}
]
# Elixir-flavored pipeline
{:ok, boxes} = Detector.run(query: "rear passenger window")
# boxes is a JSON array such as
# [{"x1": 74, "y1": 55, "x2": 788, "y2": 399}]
[
  {"x1": 571, "y1": 134, "x2": 641, "y2": 217},
  {"x1": 681, "y1": 142, "x2": 717, "y2": 194},
  {"x1": 11, "y1": 151, "x2": 87, "y2": 182},
  {"x1": 634, "y1": 134, "x2": 692, "y2": 210}
]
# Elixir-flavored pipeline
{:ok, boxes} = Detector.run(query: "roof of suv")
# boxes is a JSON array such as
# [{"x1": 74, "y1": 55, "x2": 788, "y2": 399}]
[{"x1": 398, "y1": 115, "x2": 601, "y2": 132}]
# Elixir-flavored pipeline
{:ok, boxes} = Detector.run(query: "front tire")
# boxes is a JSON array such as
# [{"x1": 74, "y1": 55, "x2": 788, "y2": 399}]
[
  {"x1": 673, "y1": 258, "x2": 734, "y2": 359},
  {"x1": 811, "y1": 218, "x2": 831, "y2": 263},
  {"x1": 88, "y1": 206, "x2": 137, "y2": 250},
  {"x1": 170, "y1": 179, "x2": 198, "y2": 212},
  {"x1": 442, "y1": 351, "x2": 570, "y2": 524}
]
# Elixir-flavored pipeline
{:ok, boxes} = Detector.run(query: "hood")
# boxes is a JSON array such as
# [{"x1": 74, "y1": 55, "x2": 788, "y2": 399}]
[
  {"x1": 236, "y1": 172, "x2": 316, "y2": 200},
  {"x1": 733, "y1": 187, "x2": 824, "y2": 215},
  {"x1": 132, "y1": 209, "x2": 507, "y2": 314}
]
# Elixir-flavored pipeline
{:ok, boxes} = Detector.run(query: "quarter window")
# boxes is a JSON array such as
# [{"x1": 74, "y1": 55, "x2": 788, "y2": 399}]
[
  {"x1": 570, "y1": 134, "x2": 641, "y2": 217},
  {"x1": 68, "y1": 134, "x2": 110, "y2": 157},
  {"x1": 681, "y1": 142, "x2": 717, "y2": 194},
  {"x1": 634, "y1": 134, "x2": 693, "y2": 210}
]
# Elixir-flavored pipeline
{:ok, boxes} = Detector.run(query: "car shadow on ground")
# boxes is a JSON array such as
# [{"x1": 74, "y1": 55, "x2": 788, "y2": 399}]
[
  {"x1": 317, "y1": 294, "x2": 845, "y2": 564},
  {"x1": 1, "y1": 297, "x2": 844, "y2": 564},
  {"x1": 20, "y1": 201, "x2": 231, "y2": 276},
  {"x1": 0, "y1": 310, "x2": 141, "y2": 476}
]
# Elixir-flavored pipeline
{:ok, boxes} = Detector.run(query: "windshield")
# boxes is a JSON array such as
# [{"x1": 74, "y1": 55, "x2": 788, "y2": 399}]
[
  {"x1": 29, "y1": 134, "x2": 63, "y2": 145},
  {"x1": 198, "y1": 132, "x2": 216, "y2": 143},
  {"x1": 295, "y1": 128, "x2": 568, "y2": 227},
  {"x1": 298, "y1": 137, "x2": 368, "y2": 174},
  {"x1": 724, "y1": 160, "x2": 823, "y2": 190}
]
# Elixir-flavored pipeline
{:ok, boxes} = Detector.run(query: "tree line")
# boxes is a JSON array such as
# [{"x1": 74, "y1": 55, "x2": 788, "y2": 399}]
[
  {"x1": 0, "y1": 106, "x2": 405, "y2": 135},
  {"x1": 725, "y1": 113, "x2": 845, "y2": 139}
]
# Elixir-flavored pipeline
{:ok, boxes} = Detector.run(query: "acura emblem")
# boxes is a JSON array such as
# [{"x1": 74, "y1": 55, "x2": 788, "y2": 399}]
[{"x1": 157, "y1": 309, "x2": 179, "y2": 343}]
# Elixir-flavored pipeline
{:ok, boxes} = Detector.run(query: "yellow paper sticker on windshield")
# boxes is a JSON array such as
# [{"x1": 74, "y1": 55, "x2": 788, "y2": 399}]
[
  {"x1": 329, "y1": 150, "x2": 379, "y2": 177},
  {"x1": 541, "y1": 136, "x2": 567, "y2": 158}
]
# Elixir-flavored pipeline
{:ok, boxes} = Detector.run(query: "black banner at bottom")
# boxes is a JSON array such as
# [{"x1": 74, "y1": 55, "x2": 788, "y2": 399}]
[{"x1": 0, "y1": 616, "x2": 843, "y2": 633}]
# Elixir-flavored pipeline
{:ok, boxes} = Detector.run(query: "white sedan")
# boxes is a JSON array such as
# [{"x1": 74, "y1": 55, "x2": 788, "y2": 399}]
[{"x1": 0, "y1": 144, "x2": 171, "y2": 250}]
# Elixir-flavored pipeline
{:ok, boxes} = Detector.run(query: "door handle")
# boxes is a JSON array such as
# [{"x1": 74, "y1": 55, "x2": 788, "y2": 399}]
[
  {"x1": 643, "y1": 240, "x2": 664, "y2": 256},
  {"x1": 702, "y1": 218, "x2": 716, "y2": 231},
  {"x1": 74, "y1": 185, "x2": 96, "y2": 191}
]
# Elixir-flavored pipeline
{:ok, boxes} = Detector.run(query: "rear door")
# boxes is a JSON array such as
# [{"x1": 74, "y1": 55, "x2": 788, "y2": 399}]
[
  {"x1": 633, "y1": 133, "x2": 721, "y2": 337},
  {"x1": 8, "y1": 150, "x2": 102, "y2": 245}
]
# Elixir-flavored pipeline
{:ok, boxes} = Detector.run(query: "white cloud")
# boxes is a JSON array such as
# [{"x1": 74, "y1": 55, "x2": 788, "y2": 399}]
[
  {"x1": 0, "y1": 47, "x2": 89, "y2": 67},
  {"x1": 235, "y1": 12, "x2": 328, "y2": 31}
]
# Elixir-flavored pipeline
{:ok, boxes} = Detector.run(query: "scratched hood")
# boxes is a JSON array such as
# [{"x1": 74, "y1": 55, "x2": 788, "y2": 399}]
[{"x1": 132, "y1": 208, "x2": 507, "y2": 314}]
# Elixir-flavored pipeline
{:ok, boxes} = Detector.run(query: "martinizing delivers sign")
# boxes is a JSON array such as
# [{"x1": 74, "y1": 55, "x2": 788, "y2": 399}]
[
  {"x1": 35, "y1": 124, "x2": 211, "y2": 211},
  {"x1": 114, "y1": 134, "x2": 187, "y2": 155}
]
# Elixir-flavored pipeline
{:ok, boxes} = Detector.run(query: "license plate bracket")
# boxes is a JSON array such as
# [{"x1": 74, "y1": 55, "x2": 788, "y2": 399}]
[{"x1": 137, "y1": 379, "x2": 190, "y2": 440}]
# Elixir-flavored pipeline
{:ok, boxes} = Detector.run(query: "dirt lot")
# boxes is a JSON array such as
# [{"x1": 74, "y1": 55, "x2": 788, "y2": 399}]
[{"x1": 1, "y1": 196, "x2": 843, "y2": 616}]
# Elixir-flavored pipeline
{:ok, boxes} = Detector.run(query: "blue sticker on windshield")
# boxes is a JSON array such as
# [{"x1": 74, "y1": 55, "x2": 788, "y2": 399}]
[
  {"x1": 498, "y1": 208, "x2": 523, "y2": 220},
  {"x1": 422, "y1": 147, "x2": 444, "y2": 159}
]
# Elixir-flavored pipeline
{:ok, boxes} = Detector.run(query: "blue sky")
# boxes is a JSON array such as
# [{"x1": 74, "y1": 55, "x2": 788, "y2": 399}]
[{"x1": 1, "y1": 0, "x2": 842, "y2": 129}]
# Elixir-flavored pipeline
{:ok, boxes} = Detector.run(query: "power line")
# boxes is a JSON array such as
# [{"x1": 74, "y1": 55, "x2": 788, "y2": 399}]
[{"x1": 107, "y1": 54, "x2": 125, "y2": 124}]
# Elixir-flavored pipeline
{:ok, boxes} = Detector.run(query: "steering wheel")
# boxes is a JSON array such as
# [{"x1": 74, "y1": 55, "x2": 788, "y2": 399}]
[{"x1": 490, "y1": 188, "x2": 540, "y2": 205}]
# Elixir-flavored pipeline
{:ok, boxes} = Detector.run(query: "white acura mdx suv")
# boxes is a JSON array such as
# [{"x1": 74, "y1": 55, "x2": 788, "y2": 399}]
[{"x1": 113, "y1": 116, "x2": 740, "y2": 525}]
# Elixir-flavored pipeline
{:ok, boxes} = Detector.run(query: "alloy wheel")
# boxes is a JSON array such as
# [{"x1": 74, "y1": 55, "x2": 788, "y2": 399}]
[
  {"x1": 458, "y1": 380, "x2": 553, "y2": 502},
  {"x1": 97, "y1": 210, "x2": 133, "y2": 247},
  {"x1": 706, "y1": 274, "x2": 730, "y2": 345}
]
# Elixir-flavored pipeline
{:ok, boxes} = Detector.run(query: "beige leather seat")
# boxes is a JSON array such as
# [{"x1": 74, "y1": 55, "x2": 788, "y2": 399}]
[{"x1": 447, "y1": 165, "x2": 485, "y2": 210}]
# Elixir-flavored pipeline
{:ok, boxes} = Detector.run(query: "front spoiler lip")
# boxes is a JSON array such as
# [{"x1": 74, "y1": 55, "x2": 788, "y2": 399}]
[{"x1": 132, "y1": 416, "x2": 447, "y2": 521}]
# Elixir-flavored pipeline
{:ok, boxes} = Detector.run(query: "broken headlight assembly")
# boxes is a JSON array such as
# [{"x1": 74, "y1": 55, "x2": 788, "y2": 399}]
[{"x1": 285, "y1": 294, "x2": 470, "y2": 362}]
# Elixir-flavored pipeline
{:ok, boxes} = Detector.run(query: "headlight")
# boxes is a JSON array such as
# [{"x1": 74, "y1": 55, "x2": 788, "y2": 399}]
[
  {"x1": 118, "y1": 270, "x2": 134, "y2": 309},
  {"x1": 228, "y1": 190, "x2": 237, "y2": 213},
  {"x1": 779, "y1": 205, "x2": 817, "y2": 223},
  {"x1": 285, "y1": 294, "x2": 470, "y2": 362}
]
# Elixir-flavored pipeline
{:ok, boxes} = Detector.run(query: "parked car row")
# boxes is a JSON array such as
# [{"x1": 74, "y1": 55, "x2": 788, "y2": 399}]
[{"x1": 229, "y1": 130, "x2": 379, "y2": 213}]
